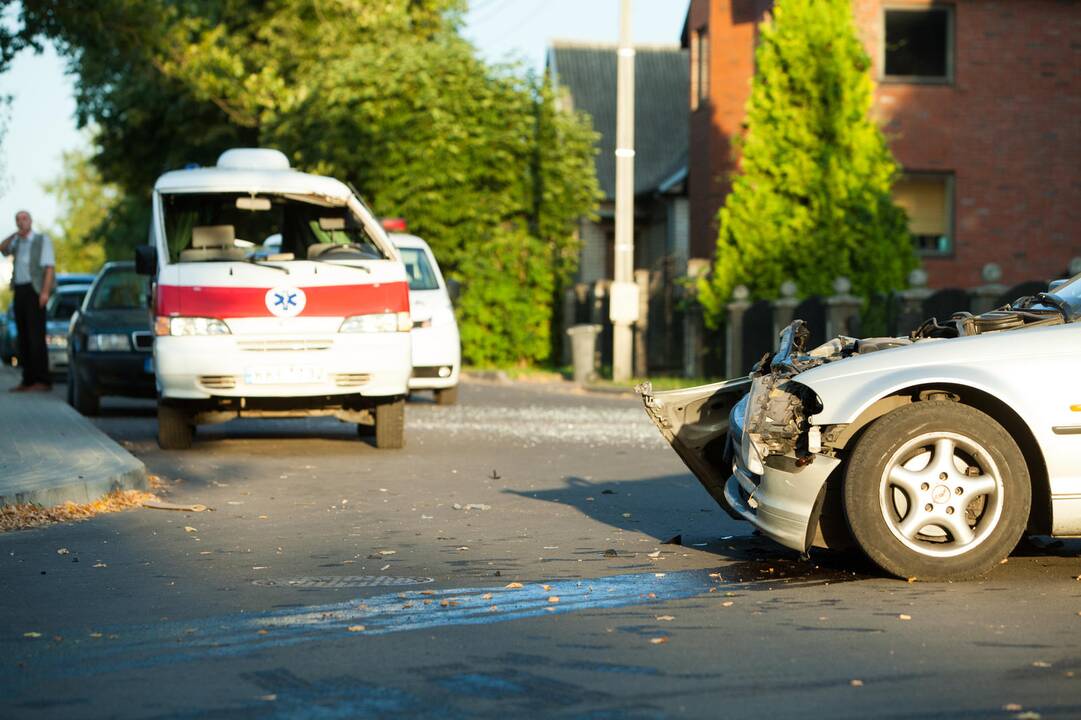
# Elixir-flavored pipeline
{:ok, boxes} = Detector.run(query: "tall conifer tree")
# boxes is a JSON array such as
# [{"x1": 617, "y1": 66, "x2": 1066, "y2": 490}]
[{"x1": 699, "y1": 0, "x2": 915, "y2": 326}]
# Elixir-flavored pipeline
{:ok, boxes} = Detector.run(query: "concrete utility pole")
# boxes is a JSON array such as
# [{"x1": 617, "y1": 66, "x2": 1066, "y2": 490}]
[{"x1": 610, "y1": 0, "x2": 638, "y2": 381}]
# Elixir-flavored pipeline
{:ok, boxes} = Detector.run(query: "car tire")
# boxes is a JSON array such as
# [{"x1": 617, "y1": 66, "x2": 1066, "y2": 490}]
[
  {"x1": 68, "y1": 365, "x2": 100, "y2": 416},
  {"x1": 356, "y1": 421, "x2": 375, "y2": 437},
  {"x1": 374, "y1": 398, "x2": 405, "y2": 449},
  {"x1": 157, "y1": 404, "x2": 194, "y2": 450},
  {"x1": 434, "y1": 385, "x2": 458, "y2": 406},
  {"x1": 843, "y1": 400, "x2": 1030, "y2": 581}
]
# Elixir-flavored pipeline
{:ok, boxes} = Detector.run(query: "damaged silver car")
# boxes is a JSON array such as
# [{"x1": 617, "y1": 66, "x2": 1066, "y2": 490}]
[{"x1": 640, "y1": 275, "x2": 1081, "y2": 580}]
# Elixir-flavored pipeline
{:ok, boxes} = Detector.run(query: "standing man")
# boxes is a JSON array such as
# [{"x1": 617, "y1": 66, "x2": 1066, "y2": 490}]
[{"x1": 0, "y1": 211, "x2": 55, "y2": 391}]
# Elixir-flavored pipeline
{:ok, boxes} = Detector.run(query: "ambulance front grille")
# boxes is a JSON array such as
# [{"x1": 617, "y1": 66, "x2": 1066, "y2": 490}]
[
  {"x1": 334, "y1": 373, "x2": 371, "y2": 388},
  {"x1": 237, "y1": 338, "x2": 333, "y2": 352},
  {"x1": 199, "y1": 375, "x2": 237, "y2": 390}
]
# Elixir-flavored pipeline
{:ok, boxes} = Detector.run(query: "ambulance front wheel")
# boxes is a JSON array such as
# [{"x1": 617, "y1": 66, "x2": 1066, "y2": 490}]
[
  {"x1": 158, "y1": 403, "x2": 194, "y2": 450},
  {"x1": 374, "y1": 398, "x2": 405, "y2": 449}
]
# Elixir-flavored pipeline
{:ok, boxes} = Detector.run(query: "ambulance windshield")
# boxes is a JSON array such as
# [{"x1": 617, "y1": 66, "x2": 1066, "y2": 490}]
[{"x1": 161, "y1": 193, "x2": 387, "y2": 264}]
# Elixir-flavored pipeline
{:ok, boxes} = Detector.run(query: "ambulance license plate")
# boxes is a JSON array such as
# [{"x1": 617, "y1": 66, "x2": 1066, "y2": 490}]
[{"x1": 244, "y1": 366, "x2": 324, "y2": 385}]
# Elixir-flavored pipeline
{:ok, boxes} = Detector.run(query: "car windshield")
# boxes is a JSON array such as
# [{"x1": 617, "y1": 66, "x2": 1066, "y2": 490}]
[
  {"x1": 161, "y1": 193, "x2": 386, "y2": 264},
  {"x1": 90, "y1": 270, "x2": 150, "y2": 310},
  {"x1": 47, "y1": 289, "x2": 87, "y2": 321},
  {"x1": 1050, "y1": 275, "x2": 1081, "y2": 317},
  {"x1": 399, "y1": 247, "x2": 440, "y2": 291}
]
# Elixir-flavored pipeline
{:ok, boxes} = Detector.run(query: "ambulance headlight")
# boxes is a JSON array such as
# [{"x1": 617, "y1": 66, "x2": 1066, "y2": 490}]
[
  {"x1": 339, "y1": 312, "x2": 411, "y2": 333},
  {"x1": 155, "y1": 317, "x2": 231, "y2": 336}
]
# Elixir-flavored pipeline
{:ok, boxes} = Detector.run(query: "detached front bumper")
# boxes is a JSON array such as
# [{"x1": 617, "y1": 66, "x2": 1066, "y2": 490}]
[
  {"x1": 639, "y1": 379, "x2": 840, "y2": 554},
  {"x1": 723, "y1": 441, "x2": 840, "y2": 553}
]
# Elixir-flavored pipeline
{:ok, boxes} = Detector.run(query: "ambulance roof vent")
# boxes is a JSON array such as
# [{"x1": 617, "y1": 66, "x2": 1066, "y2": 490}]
[{"x1": 216, "y1": 148, "x2": 291, "y2": 171}]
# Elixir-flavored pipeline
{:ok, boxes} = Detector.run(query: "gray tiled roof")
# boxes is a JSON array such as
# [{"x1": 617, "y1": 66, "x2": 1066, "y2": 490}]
[{"x1": 548, "y1": 42, "x2": 689, "y2": 200}]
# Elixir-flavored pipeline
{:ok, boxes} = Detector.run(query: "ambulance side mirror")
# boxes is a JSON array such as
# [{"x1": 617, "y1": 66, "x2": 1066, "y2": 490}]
[{"x1": 135, "y1": 245, "x2": 158, "y2": 276}]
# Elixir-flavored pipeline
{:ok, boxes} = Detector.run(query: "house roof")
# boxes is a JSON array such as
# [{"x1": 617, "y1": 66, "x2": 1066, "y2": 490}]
[{"x1": 548, "y1": 41, "x2": 688, "y2": 200}]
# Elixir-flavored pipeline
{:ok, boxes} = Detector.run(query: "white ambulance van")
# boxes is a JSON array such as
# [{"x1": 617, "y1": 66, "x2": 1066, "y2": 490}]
[{"x1": 135, "y1": 148, "x2": 411, "y2": 450}]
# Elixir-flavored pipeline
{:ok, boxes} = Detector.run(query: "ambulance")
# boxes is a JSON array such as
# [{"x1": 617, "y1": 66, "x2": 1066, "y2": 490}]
[{"x1": 135, "y1": 148, "x2": 411, "y2": 450}]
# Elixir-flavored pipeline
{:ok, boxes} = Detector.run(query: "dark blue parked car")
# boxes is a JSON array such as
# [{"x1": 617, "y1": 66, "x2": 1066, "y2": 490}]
[{"x1": 67, "y1": 262, "x2": 155, "y2": 415}]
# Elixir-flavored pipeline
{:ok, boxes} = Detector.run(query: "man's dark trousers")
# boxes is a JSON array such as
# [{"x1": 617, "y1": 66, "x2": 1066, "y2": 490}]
[{"x1": 13, "y1": 283, "x2": 50, "y2": 386}]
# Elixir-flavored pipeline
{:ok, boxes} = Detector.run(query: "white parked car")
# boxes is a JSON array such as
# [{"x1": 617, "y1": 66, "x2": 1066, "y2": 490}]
[
  {"x1": 641, "y1": 275, "x2": 1081, "y2": 580},
  {"x1": 390, "y1": 232, "x2": 461, "y2": 405}
]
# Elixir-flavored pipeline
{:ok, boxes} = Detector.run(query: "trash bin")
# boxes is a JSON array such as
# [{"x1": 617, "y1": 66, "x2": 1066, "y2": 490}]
[{"x1": 566, "y1": 324, "x2": 602, "y2": 385}]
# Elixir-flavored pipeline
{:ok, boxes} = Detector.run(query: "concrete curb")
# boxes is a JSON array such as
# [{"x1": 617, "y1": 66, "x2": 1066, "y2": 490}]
[{"x1": 0, "y1": 365, "x2": 147, "y2": 508}]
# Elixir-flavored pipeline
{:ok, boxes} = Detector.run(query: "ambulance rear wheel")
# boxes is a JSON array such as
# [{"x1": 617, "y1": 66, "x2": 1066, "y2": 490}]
[
  {"x1": 374, "y1": 398, "x2": 405, "y2": 449},
  {"x1": 158, "y1": 404, "x2": 194, "y2": 450}
]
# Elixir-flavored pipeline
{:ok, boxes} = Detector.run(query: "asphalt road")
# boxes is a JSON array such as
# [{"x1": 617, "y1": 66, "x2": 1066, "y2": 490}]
[{"x1": 2, "y1": 379, "x2": 1080, "y2": 719}]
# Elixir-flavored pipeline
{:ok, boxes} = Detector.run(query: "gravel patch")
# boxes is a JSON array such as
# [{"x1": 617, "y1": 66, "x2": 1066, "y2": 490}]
[{"x1": 408, "y1": 404, "x2": 667, "y2": 448}]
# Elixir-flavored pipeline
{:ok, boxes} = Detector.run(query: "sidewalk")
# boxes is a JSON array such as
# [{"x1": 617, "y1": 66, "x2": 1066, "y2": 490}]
[{"x1": 0, "y1": 365, "x2": 146, "y2": 507}]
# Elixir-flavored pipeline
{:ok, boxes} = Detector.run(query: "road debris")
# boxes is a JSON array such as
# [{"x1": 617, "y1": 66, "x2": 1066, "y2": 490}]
[
  {"x1": 649, "y1": 637, "x2": 668, "y2": 645},
  {"x1": 505, "y1": 582, "x2": 523, "y2": 589},
  {"x1": 849, "y1": 679, "x2": 863, "y2": 687},
  {"x1": 603, "y1": 548, "x2": 618, "y2": 557},
  {"x1": 142, "y1": 500, "x2": 210, "y2": 512},
  {"x1": 898, "y1": 614, "x2": 912, "y2": 621},
  {"x1": 647, "y1": 550, "x2": 661, "y2": 558},
  {"x1": 547, "y1": 596, "x2": 560, "y2": 603},
  {"x1": 655, "y1": 615, "x2": 675, "y2": 621},
  {"x1": 722, "y1": 601, "x2": 734, "y2": 607},
  {"x1": 347, "y1": 625, "x2": 366, "y2": 632},
  {"x1": 184, "y1": 526, "x2": 198, "y2": 533},
  {"x1": 23, "y1": 632, "x2": 42, "y2": 638},
  {"x1": 56, "y1": 548, "x2": 70, "y2": 555}
]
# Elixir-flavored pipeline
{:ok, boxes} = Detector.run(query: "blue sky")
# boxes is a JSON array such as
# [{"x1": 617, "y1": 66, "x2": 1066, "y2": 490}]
[{"x1": 0, "y1": 1, "x2": 688, "y2": 239}]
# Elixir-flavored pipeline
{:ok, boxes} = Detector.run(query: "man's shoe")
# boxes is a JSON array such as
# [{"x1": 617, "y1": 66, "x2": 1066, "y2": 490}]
[
  {"x1": 8, "y1": 384, "x2": 30, "y2": 392},
  {"x1": 26, "y1": 383, "x2": 52, "y2": 392}
]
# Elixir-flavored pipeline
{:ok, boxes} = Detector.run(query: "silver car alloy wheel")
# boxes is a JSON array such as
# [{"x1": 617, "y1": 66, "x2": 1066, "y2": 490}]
[{"x1": 878, "y1": 431, "x2": 1005, "y2": 558}]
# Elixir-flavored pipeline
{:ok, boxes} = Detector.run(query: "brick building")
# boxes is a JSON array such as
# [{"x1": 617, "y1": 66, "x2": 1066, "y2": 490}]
[{"x1": 684, "y1": 0, "x2": 1081, "y2": 289}]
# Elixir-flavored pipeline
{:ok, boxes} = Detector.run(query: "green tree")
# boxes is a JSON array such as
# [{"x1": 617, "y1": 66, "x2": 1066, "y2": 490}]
[
  {"x1": 698, "y1": 0, "x2": 915, "y2": 327},
  {"x1": 2, "y1": 0, "x2": 599, "y2": 366},
  {"x1": 42, "y1": 147, "x2": 117, "y2": 273}
]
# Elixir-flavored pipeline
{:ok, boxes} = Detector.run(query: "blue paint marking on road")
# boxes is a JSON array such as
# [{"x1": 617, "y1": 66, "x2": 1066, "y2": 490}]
[
  {"x1": 8, "y1": 570, "x2": 713, "y2": 680},
  {"x1": 6, "y1": 567, "x2": 839, "y2": 681}
]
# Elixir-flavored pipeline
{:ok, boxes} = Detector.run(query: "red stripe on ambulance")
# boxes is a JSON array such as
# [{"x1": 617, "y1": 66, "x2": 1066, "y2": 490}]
[{"x1": 156, "y1": 282, "x2": 410, "y2": 318}]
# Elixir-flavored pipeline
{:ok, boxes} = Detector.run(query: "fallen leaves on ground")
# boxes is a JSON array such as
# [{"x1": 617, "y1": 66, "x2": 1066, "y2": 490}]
[
  {"x1": 547, "y1": 596, "x2": 560, "y2": 603},
  {"x1": 505, "y1": 582, "x2": 523, "y2": 589},
  {"x1": 184, "y1": 526, "x2": 198, "y2": 533},
  {"x1": 1, "y1": 490, "x2": 160, "y2": 533},
  {"x1": 898, "y1": 614, "x2": 912, "y2": 621},
  {"x1": 22, "y1": 632, "x2": 42, "y2": 638},
  {"x1": 849, "y1": 679, "x2": 863, "y2": 687},
  {"x1": 656, "y1": 615, "x2": 675, "y2": 621},
  {"x1": 347, "y1": 625, "x2": 366, "y2": 632},
  {"x1": 649, "y1": 637, "x2": 668, "y2": 645}
]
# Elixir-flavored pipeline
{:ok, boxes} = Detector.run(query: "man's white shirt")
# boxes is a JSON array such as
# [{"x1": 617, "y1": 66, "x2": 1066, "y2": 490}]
[{"x1": 11, "y1": 232, "x2": 54, "y2": 285}]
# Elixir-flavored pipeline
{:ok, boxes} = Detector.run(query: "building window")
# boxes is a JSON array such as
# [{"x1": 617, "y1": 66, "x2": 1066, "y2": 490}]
[
  {"x1": 893, "y1": 173, "x2": 954, "y2": 256},
  {"x1": 883, "y1": 7, "x2": 953, "y2": 83},
  {"x1": 690, "y1": 27, "x2": 709, "y2": 110}
]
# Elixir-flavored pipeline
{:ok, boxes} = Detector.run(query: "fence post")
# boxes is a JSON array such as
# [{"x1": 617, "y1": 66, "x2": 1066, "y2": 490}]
[
  {"x1": 726, "y1": 285, "x2": 751, "y2": 379},
  {"x1": 826, "y1": 276, "x2": 862, "y2": 338},
  {"x1": 969, "y1": 263, "x2": 1007, "y2": 314},
  {"x1": 561, "y1": 286, "x2": 578, "y2": 365},
  {"x1": 772, "y1": 280, "x2": 799, "y2": 340},
  {"x1": 897, "y1": 269, "x2": 933, "y2": 334},
  {"x1": 633, "y1": 268, "x2": 650, "y2": 378}
]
